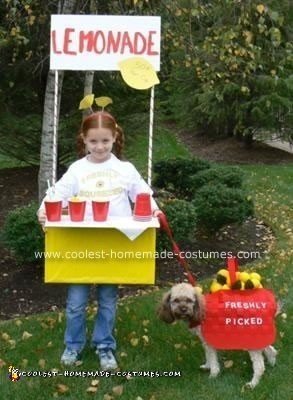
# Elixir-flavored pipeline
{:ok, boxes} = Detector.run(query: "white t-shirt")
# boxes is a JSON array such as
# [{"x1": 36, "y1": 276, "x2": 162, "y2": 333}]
[{"x1": 41, "y1": 154, "x2": 157, "y2": 217}]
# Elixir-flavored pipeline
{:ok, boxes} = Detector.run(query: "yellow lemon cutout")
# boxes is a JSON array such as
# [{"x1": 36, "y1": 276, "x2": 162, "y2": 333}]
[
  {"x1": 79, "y1": 94, "x2": 94, "y2": 110},
  {"x1": 95, "y1": 96, "x2": 113, "y2": 109},
  {"x1": 118, "y1": 57, "x2": 160, "y2": 90}
]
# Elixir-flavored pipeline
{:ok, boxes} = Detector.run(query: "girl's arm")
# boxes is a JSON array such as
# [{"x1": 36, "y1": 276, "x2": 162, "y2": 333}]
[
  {"x1": 127, "y1": 164, "x2": 160, "y2": 214},
  {"x1": 37, "y1": 168, "x2": 78, "y2": 224}
]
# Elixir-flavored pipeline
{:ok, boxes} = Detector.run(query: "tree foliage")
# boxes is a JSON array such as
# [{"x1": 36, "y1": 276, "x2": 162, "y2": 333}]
[
  {"x1": 162, "y1": 0, "x2": 292, "y2": 142},
  {"x1": 0, "y1": 0, "x2": 57, "y2": 112}
]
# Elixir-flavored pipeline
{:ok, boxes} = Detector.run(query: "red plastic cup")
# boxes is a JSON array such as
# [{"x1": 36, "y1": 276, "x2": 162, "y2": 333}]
[
  {"x1": 45, "y1": 200, "x2": 62, "y2": 222},
  {"x1": 92, "y1": 201, "x2": 109, "y2": 221},
  {"x1": 133, "y1": 193, "x2": 152, "y2": 221},
  {"x1": 68, "y1": 200, "x2": 86, "y2": 222}
]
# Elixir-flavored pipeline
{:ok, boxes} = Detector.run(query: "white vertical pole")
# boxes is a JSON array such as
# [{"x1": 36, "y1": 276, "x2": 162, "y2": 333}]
[
  {"x1": 148, "y1": 86, "x2": 155, "y2": 186},
  {"x1": 52, "y1": 70, "x2": 59, "y2": 184}
]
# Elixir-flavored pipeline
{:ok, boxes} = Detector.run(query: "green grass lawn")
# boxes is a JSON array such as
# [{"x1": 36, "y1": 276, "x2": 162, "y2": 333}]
[
  {"x1": 0, "y1": 136, "x2": 292, "y2": 399},
  {"x1": 124, "y1": 113, "x2": 190, "y2": 176}
]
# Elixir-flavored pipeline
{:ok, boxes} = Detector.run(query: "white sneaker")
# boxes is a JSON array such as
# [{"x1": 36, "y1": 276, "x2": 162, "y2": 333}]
[
  {"x1": 98, "y1": 349, "x2": 118, "y2": 370},
  {"x1": 61, "y1": 348, "x2": 80, "y2": 366}
]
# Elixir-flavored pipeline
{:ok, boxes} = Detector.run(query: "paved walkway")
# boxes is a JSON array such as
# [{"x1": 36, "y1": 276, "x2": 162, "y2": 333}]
[{"x1": 264, "y1": 139, "x2": 293, "y2": 154}]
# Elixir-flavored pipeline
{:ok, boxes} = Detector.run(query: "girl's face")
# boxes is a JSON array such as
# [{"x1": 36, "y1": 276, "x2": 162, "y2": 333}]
[{"x1": 83, "y1": 127, "x2": 116, "y2": 163}]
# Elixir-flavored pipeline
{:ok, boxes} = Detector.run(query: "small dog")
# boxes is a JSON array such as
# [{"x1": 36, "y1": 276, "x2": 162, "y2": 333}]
[{"x1": 157, "y1": 282, "x2": 277, "y2": 389}]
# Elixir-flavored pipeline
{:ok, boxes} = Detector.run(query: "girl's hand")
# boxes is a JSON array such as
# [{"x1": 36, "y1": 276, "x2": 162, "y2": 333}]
[
  {"x1": 153, "y1": 209, "x2": 163, "y2": 218},
  {"x1": 153, "y1": 210, "x2": 168, "y2": 230},
  {"x1": 37, "y1": 209, "x2": 46, "y2": 226}
]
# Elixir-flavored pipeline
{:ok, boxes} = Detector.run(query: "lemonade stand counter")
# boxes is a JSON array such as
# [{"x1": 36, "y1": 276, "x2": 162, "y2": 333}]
[{"x1": 44, "y1": 216, "x2": 160, "y2": 284}]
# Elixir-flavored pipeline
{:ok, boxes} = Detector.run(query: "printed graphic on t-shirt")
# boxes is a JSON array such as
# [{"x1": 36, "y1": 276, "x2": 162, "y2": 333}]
[{"x1": 79, "y1": 169, "x2": 124, "y2": 198}]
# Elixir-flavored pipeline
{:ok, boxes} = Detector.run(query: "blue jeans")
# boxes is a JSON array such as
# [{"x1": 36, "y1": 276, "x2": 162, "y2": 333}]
[{"x1": 64, "y1": 284, "x2": 118, "y2": 352}]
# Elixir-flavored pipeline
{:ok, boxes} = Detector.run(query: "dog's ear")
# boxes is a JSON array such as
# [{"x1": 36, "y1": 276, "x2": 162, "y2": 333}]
[
  {"x1": 192, "y1": 291, "x2": 205, "y2": 324},
  {"x1": 157, "y1": 291, "x2": 175, "y2": 324}
]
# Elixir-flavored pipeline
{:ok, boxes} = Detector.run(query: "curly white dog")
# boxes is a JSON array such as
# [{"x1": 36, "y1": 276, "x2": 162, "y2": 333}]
[{"x1": 157, "y1": 282, "x2": 277, "y2": 389}]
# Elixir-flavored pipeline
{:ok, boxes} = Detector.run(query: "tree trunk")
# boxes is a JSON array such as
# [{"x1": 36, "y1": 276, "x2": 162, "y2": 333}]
[
  {"x1": 38, "y1": 70, "x2": 64, "y2": 202},
  {"x1": 38, "y1": 0, "x2": 78, "y2": 202},
  {"x1": 84, "y1": 71, "x2": 95, "y2": 96},
  {"x1": 82, "y1": 1, "x2": 96, "y2": 119},
  {"x1": 82, "y1": 71, "x2": 95, "y2": 119}
]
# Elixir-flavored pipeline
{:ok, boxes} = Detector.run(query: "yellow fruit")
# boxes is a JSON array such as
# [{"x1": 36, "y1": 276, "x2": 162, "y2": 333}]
[
  {"x1": 244, "y1": 279, "x2": 262, "y2": 289},
  {"x1": 232, "y1": 281, "x2": 245, "y2": 290},
  {"x1": 244, "y1": 279, "x2": 254, "y2": 289},
  {"x1": 216, "y1": 269, "x2": 231, "y2": 286},
  {"x1": 216, "y1": 274, "x2": 227, "y2": 285},
  {"x1": 239, "y1": 272, "x2": 250, "y2": 282},
  {"x1": 222, "y1": 284, "x2": 230, "y2": 290},
  {"x1": 210, "y1": 281, "x2": 223, "y2": 293},
  {"x1": 217, "y1": 269, "x2": 229, "y2": 277},
  {"x1": 250, "y1": 272, "x2": 261, "y2": 281},
  {"x1": 231, "y1": 280, "x2": 242, "y2": 290},
  {"x1": 250, "y1": 278, "x2": 261, "y2": 288}
]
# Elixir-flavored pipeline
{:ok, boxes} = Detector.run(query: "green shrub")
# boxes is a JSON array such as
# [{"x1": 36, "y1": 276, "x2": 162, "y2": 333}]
[
  {"x1": 156, "y1": 198, "x2": 197, "y2": 252},
  {"x1": 194, "y1": 184, "x2": 254, "y2": 232},
  {"x1": 154, "y1": 159, "x2": 254, "y2": 234},
  {"x1": 190, "y1": 166, "x2": 244, "y2": 193},
  {"x1": 153, "y1": 157, "x2": 211, "y2": 198},
  {"x1": 2, "y1": 203, "x2": 44, "y2": 263}
]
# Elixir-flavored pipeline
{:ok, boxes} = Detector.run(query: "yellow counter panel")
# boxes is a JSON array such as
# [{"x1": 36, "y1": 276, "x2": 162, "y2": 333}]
[{"x1": 44, "y1": 217, "x2": 159, "y2": 284}]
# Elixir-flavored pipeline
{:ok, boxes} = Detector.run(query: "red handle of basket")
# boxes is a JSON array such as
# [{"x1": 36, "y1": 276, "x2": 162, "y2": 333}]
[{"x1": 227, "y1": 257, "x2": 238, "y2": 286}]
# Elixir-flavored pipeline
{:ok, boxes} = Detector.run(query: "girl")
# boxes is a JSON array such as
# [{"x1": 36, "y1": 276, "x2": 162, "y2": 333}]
[{"x1": 38, "y1": 111, "x2": 161, "y2": 370}]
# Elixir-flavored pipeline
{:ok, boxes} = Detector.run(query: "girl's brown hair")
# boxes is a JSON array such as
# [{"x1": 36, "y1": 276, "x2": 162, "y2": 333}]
[{"x1": 77, "y1": 111, "x2": 124, "y2": 159}]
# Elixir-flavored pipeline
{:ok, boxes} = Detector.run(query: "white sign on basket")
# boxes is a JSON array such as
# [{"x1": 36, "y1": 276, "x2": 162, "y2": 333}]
[{"x1": 50, "y1": 15, "x2": 161, "y2": 71}]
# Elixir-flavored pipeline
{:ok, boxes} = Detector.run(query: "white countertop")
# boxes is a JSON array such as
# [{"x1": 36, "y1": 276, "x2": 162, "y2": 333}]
[
  {"x1": 45, "y1": 215, "x2": 159, "y2": 228},
  {"x1": 45, "y1": 216, "x2": 160, "y2": 240}
]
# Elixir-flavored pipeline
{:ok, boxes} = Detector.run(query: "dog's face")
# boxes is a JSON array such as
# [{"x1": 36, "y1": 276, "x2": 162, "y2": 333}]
[{"x1": 157, "y1": 283, "x2": 205, "y2": 324}]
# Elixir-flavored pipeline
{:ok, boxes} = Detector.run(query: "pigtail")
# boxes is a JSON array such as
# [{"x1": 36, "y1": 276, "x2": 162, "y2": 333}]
[
  {"x1": 113, "y1": 124, "x2": 125, "y2": 160},
  {"x1": 76, "y1": 131, "x2": 86, "y2": 158}
]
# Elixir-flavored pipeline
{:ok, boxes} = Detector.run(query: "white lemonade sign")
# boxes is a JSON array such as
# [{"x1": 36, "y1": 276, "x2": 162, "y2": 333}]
[{"x1": 50, "y1": 15, "x2": 161, "y2": 71}]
